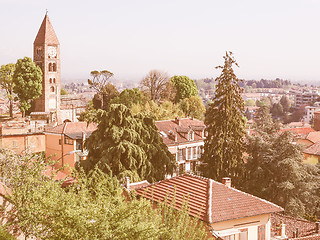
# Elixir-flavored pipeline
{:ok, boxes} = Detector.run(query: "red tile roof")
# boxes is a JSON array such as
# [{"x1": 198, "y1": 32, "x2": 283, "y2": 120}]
[
  {"x1": 34, "y1": 14, "x2": 59, "y2": 45},
  {"x1": 134, "y1": 174, "x2": 283, "y2": 223},
  {"x1": 45, "y1": 122, "x2": 97, "y2": 135},
  {"x1": 155, "y1": 118, "x2": 205, "y2": 145},
  {"x1": 271, "y1": 213, "x2": 320, "y2": 239},
  {"x1": 306, "y1": 132, "x2": 320, "y2": 143},
  {"x1": 303, "y1": 142, "x2": 320, "y2": 156},
  {"x1": 280, "y1": 127, "x2": 316, "y2": 137}
]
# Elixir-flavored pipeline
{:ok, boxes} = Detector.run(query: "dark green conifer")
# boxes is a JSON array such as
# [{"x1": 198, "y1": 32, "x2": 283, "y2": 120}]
[
  {"x1": 82, "y1": 104, "x2": 176, "y2": 182},
  {"x1": 201, "y1": 52, "x2": 245, "y2": 184}
]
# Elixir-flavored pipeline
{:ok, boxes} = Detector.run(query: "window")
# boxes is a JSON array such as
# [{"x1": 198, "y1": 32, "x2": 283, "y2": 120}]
[
  {"x1": 53, "y1": 78, "x2": 56, "y2": 83},
  {"x1": 64, "y1": 136, "x2": 73, "y2": 145},
  {"x1": 49, "y1": 78, "x2": 52, "y2": 83},
  {"x1": 50, "y1": 86, "x2": 55, "y2": 93},
  {"x1": 187, "y1": 147, "x2": 191, "y2": 160},
  {"x1": 258, "y1": 225, "x2": 265, "y2": 240},
  {"x1": 49, "y1": 63, "x2": 53, "y2": 72},
  {"x1": 192, "y1": 146, "x2": 197, "y2": 159},
  {"x1": 188, "y1": 130, "x2": 194, "y2": 141},
  {"x1": 53, "y1": 63, "x2": 57, "y2": 72},
  {"x1": 59, "y1": 139, "x2": 62, "y2": 145},
  {"x1": 76, "y1": 140, "x2": 83, "y2": 150}
]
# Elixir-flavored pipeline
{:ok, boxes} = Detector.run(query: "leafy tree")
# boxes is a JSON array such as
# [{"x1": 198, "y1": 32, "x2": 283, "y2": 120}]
[
  {"x1": 280, "y1": 95, "x2": 291, "y2": 112},
  {"x1": 12, "y1": 57, "x2": 42, "y2": 116},
  {"x1": 170, "y1": 75, "x2": 198, "y2": 103},
  {"x1": 88, "y1": 70, "x2": 116, "y2": 109},
  {"x1": 245, "y1": 126, "x2": 320, "y2": 218},
  {"x1": 179, "y1": 96, "x2": 206, "y2": 120},
  {"x1": 0, "y1": 63, "x2": 15, "y2": 118},
  {"x1": 201, "y1": 52, "x2": 245, "y2": 185},
  {"x1": 140, "y1": 70, "x2": 170, "y2": 102},
  {"x1": 256, "y1": 96, "x2": 272, "y2": 108},
  {"x1": 60, "y1": 88, "x2": 68, "y2": 95},
  {"x1": 111, "y1": 88, "x2": 148, "y2": 108},
  {"x1": 5, "y1": 153, "x2": 207, "y2": 239},
  {"x1": 82, "y1": 104, "x2": 176, "y2": 182},
  {"x1": 254, "y1": 106, "x2": 276, "y2": 134},
  {"x1": 271, "y1": 102, "x2": 284, "y2": 118},
  {"x1": 244, "y1": 99, "x2": 256, "y2": 106},
  {"x1": 131, "y1": 100, "x2": 184, "y2": 121}
]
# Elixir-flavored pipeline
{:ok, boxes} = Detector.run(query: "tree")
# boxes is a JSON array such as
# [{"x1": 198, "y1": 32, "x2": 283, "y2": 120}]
[
  {"x1": 170, "y1": 75, "x2": 198, "y2": 103},
  {"x1": 82, "y1": 104, "x2": 176, "y2": 182},
  {"x1": 0, "y1": 63, "x2": 15, "y2": 118},
  {"x1": 245, "y1": 126, "x2": 320, "y2": 218},
  {"x1": 60, "y1": 88, "x2": 68, "y2": 95},
  {"x1": 271, "y1": 102, "x2": 284, "y2": 118},
  {"x1": 244, "y1": 99, "x2": 256, "y2": 106},
  {"x1": 92, "y1": 82, "x2": 119, "y2": 110},
  {"x1": 88, "y1": 70, "x2": 116, "y2": 109},
  {"x1": 200, "y1": 52, "x2": 245, "y2": 185},
  {"x1": 5, "y1": 152, "x2": 207, "y2": 239},
  {"x1": 131, "y1": 100, "x2": 184, "y2": 121},
  {"x1": 12, "y1": 57, "x2": 42, "y2": 116},
  {"x1": 280, "y1": 95, "x2": 291, "y2": 112},
  {"x1": 179, "y1": 96, "x2": 206, "y2": 120},
  {"x1": 140, "y1": 70, "x2": 170, "y2": 102},
  {"x1": 111, "y1": 88, "x2": 148, "y2": 108}
]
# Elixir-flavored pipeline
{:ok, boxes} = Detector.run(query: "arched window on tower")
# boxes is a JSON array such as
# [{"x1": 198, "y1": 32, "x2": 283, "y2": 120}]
[
  {"x1": 53, "y1": 63, "x2": 57, "y2": 72},
  {"x1": 50, "y1": 86, "x2": 55, "y2": 93},
  {"x1": 49, "y1": 78, "x2": 52, "y2": 84},
  {"x1": 53, "y1": 78, "x2": 56, "y2": 83},
  {"x1": 49, "y1": 63, "x2": 53, "y2": 72}
]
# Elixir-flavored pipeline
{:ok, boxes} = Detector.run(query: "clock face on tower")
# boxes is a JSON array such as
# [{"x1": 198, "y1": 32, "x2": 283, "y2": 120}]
[{"x1": 48, "y1": 46, "x2": 57, "y2": 58}]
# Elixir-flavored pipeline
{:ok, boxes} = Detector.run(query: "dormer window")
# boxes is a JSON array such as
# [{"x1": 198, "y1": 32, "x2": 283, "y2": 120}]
[{"x1": 188, "y1": 130, "x2": 194, "y2": 141}]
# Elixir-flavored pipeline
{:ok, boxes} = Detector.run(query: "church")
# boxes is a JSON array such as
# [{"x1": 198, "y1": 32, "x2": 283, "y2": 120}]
[{"x1": 31, "y1": 13, "x2": 75, "y2": 123}]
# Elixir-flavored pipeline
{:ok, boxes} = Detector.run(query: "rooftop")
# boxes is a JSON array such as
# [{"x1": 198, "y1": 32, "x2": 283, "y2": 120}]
[{"x1": 134, "y1": 174, "x2": 283, "y2": 224}]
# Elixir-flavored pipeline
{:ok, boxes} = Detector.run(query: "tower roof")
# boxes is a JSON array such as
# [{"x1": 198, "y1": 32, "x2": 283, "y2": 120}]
[{"x1": 34, "y1": 14, "x2": 59, "y2": 45}]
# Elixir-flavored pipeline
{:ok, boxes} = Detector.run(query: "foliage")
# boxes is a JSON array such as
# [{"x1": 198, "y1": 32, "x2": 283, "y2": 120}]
[
  {"x1": 60, "y1": 88, "x2": 68, "y2": 95},
  {"x1": 271, "y1": 102, "x2": 284, "y2": 118},
  {"x1": 12, "y1": 57, "x2": 42, "y2": 115},
  {"x1": 78, "y1": 100, "x2": 100, "y2": 123},
  {"x1": 280, "y1": 95, "x2": 291, "y2": 112},
  {"x1": 131, "y1": 100, "x2": 184, "y2": 121},
  {"x1": 92, "y1": 82, "x2": 119, "y2": 110},
  {"x1": 201, "y1": 52, "x2": 245, "y2": 185},
  {"x1": 179, "y1": 96, "x2": 206, "y2": 120},
  {"x1": 245, "y1": 126, "x2": 320, "y2": 218},
  {"x1": 140, "y1": 70, "x2": 170, "y2": 102},
  {"x1": 0, "y1": 63, "x2": 15, "y2": 118},
  {"x1": 111, "y1": 88, "x2": 148, "y2": 108},
  {"x1": 244, "y1": 99, "x2": 256, "y2": 106},
  {"x1": 254, "y1": 106, "x2": 277, "y2": 134},
  {"x1": 4, "y1": 152, "x2": 207, "y2": 239},
  {"x1": 256, "y1": 96, "x2": 272, "y2": 108},
  {"x1": 82, "y1": 104, "x2": 176, "y2": 182},
  {"x1": 170, "y1": 75, "x2": 198, "y2": 103},
  {"x1": 244, "y1": 78, "x2": 291, "y2": 88},
  {"x1": 0, "y1": 226, "x2": 15, "y2": 240},
  {"x1": 88, "y1": 70, "x2": 117, "y2": 110}
]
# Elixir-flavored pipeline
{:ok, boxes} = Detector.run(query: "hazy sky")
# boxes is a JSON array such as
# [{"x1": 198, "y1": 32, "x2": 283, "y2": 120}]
[{"x1": 1, "y1": 0, "x2": 320, "y2": 83}]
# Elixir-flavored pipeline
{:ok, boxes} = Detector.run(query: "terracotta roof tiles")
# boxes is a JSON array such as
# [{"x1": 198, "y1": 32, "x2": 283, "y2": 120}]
[
  {"x1": 155, "y1": 118, "x2": 205, "y2": 145},
  {"x1": 45, "y1": 122, "x2": 97, "y2": 135},
  {"x1": 34, "y1": 14, "x2": 59, "y2": 45},
  {"x1": 134, "y1": 174, "x2": 283, "y2": 223}
]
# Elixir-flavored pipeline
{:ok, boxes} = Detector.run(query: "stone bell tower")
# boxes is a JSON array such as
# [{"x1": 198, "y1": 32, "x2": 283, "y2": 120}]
[{"x1": 33, "y1": 13, "x2": 60, "y2": 121}]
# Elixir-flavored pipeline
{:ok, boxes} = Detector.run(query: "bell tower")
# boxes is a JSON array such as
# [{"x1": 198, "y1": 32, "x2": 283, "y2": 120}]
[{"x1": 33, "y1": 13, "x2": 60, "y2": 121}]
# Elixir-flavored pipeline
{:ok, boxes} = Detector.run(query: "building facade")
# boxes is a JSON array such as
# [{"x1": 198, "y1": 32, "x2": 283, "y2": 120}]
[{"x1": 155, "y1": 118, "x2": 205, "y2": 175}]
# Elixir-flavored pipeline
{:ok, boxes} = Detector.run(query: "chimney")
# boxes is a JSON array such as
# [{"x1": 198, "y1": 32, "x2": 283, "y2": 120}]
[
  {"x1": 280, "y1": 223, "x2": 286, "y2": 238},
  {"x1": 175, "y1": 117, "x2": 180, "y2": 126},
  {"x1": 222, "y1": 177, "x2": 231, "y2": 188},
  {"x1": 125, "y1": 177, "x2": 130, "y2": 190},
  {"x1": 316, "y1": 222, "x2": 320, "y2": 233}
]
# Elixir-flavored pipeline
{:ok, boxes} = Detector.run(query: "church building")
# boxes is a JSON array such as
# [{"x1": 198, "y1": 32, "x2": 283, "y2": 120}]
[{"x1": 32, "y1": 13, "x2": 61, "y2": 122}]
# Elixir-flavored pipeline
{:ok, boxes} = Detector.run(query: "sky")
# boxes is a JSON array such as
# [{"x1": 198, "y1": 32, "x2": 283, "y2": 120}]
[{"x1": 1, "y1": 0, "x2": 320, "y2": 84}]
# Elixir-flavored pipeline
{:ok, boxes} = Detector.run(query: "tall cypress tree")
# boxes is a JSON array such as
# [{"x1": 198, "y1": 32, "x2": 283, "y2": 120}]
[{"x1": 201, "y1": 52, "x2": 245, "y2": 184}]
